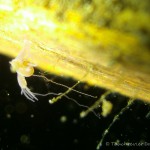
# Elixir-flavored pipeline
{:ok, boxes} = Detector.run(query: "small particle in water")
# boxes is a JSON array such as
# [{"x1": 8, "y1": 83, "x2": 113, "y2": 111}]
[
  {"x1": 73, "y1": 138, "x2": 79, "y2": 144},
  {"x1": 30, "y1": 114, "x2": 34, "y2": 118},
  {"x1": 6, "y1": 113, "x2": 11, "y2": 119},
  {"x1": 146, "y1": 111, "x2": 150, "y2": 119},
  {"x1": 72, "y1": 119, "x2": 78, "y2": 124},
  {"x1": 101, "y1": 99, "x2": 113, "y2": 117},
  {"x1": 20, "y1": 134, "x2": 30, "y2": 144},
  {"x1": 60, "y1": 115, "x2": 67, "y2": 123}
]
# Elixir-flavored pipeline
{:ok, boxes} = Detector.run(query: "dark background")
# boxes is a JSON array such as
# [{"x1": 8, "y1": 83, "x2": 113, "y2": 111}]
[{"x1": 0, "y1": 55, "x2": 150, "y2": 150}]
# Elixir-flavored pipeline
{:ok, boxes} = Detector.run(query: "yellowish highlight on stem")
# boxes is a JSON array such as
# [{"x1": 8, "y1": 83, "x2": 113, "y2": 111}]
[{"x1": 0, "y1": 0, "x2": 150, "y2": 102}]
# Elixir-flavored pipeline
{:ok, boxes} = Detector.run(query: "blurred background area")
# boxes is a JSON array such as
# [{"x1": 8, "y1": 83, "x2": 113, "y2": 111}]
[{"x1": 0, "y1": 52, "x2": 150, "y2": 150}]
